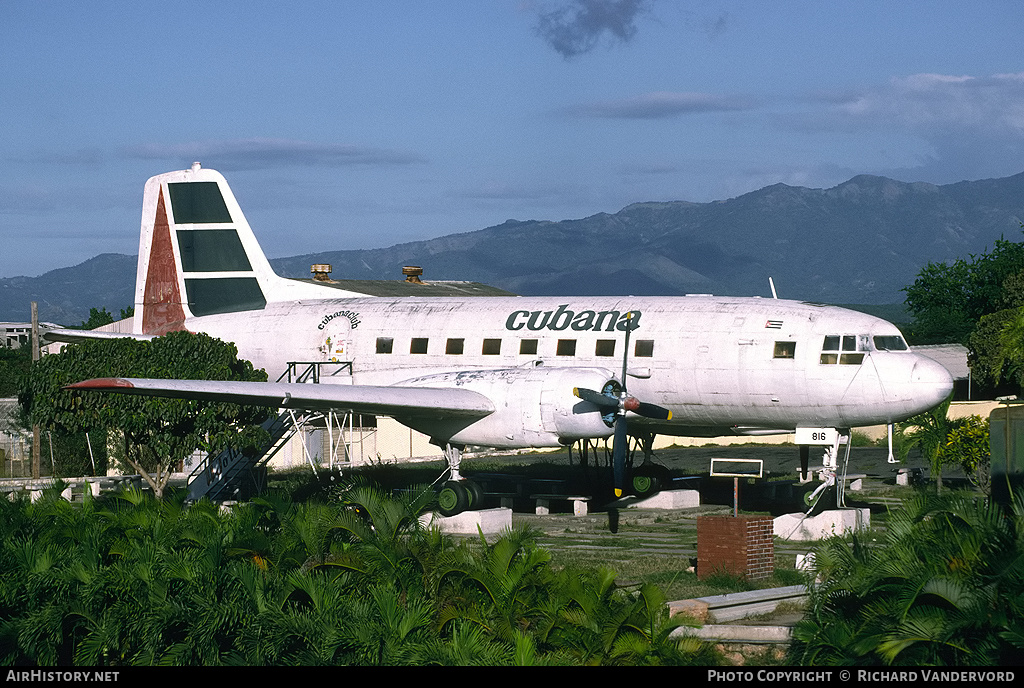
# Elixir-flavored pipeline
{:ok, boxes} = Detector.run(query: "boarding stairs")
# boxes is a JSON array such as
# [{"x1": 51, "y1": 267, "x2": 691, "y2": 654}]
[{"x1": 185, "y1": 361, "x2": 353, "y2": 503}]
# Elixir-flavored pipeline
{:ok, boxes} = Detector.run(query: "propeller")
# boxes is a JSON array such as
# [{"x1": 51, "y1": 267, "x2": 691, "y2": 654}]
[{"x1": 572, "y1": 312, "x2": 672, "y2": 497}]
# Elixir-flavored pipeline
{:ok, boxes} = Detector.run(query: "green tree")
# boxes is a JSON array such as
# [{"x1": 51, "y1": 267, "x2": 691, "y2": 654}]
[
  {"x1": 0, "y1": 480, "x2": 724, "y2": 666},
  {"x1": 967, "y1": 307, "x2": 1020, "y2": 388},
  {"x1": 898, "y1": 396, "x2": 955, "y2": 494},
  {"x1": 0, "y1": 345, "x2": 31, "y2": 398},
  {"x1": 790, "y1": 492, "x2": 1024, "y2": 666},
  {"x1": 76, "y1": 307, "x2": 115, "y2": 330},
  {"x1": 38, "y1": 428, "x2": 107, "y2": 477},
  {"x1": 944, "y1": 415, "x2": 990, "y2": 494},
  {"x1": 435, "y1": 525, "x2": 554, "y2": 643},
  {"x1": 21, "y1": 331, "x2": 271, "y2": 498},
  {"x1": 904, "y1": 237, "x2": 1024, "y2": 344},
  {"x1": 540, "y1": 567, "x2": 710, "y2": 666}
]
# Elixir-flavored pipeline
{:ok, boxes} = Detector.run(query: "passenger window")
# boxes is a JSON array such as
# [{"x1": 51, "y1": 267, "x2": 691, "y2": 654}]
[
  {"x1": 446, "y1": 338, "x2": 464, "y2": 355},
  {"x1": 376, "y1": 337, "x2": 393, "y2": 354},
  {"x1": 520, "y1": 339, "x2": 538, "y2": 355},
  {"x1": 557, "y1": 339, "x2": 576, "y2": 356},
  {"x1": 410, "y1": 338, "x2": 428, "y2": 354},
  {"x1": 635, "y1": 340, "x2": 654, "y2": 357},
  {"x1": 773, "y1": 341, "x2": 796, "y2": 359},
  {"x1": 595, "y1": 340, "x2": 616, "y2": 357},
  {"x1": 482, "y1": 339, "x2": 501, "y2": 355}
]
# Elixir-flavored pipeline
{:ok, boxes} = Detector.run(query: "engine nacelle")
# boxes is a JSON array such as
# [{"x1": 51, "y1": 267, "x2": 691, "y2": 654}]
[{"x1": 396, "y1": 366, "x2": 618, "y2": 448}]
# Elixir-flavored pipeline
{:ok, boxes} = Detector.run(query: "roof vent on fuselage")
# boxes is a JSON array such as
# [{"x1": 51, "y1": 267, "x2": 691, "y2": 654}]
[{"x1": 403, "y1": 266, "x2": 424, "y2": 284}]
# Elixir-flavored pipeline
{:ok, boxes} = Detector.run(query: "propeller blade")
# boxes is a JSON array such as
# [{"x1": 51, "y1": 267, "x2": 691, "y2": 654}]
[
  {"x1": 612, "y1": 415, "x2": 628, "y2": 497},
  {"x1": 635, "y1": 401, "x2": 673, "y2": 421},
  {"x1": 574, "y1": 387, "x2": 619, "y2": 409},
  {"x1": 620, "y1": 395, "x2": 672, "y2": 421}
]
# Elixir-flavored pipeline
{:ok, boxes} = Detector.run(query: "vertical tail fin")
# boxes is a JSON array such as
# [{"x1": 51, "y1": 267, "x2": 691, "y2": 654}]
[{"x1": 133, "y1": 163, "x2": 337, "y2": 335}]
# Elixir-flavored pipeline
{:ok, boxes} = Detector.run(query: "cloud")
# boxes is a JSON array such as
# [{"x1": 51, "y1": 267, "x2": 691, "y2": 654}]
[
  {"x1": 533, "y1": 0, "x2": 653, "y2": 59},
  {"x1": 818, "y1": 72, "x2": 1024, "y2": 182},
  {"x1": 565, "y1": 91, "x2": 754, "y2": 119},
  {"x1": 831, "y1": 73, "x2": 1024, "y2": 133},
  {"x1": 122, "y1": 138, "x2": 426, "y2": 170}
]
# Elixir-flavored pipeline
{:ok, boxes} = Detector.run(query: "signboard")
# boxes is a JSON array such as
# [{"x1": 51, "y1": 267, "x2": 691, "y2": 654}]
[
  {"x1": 710, "y1": 458, "x2": 763, "y2": 479},
  {"x1": 795, "y1": 427, "x2": 839, "y2": 446}
]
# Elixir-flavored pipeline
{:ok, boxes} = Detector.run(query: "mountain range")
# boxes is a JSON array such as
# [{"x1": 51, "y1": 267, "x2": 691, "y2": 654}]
[{"x1": 4, "y1": 172, "x2": 1024, "y2": 326}]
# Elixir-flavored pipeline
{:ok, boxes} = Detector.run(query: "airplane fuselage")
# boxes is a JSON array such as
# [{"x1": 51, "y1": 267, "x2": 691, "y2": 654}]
[{"x1": 189, "y1": 292, "x2": 953, "y2": 440}]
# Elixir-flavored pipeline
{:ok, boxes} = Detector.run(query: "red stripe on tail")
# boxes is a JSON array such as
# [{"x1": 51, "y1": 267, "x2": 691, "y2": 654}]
[{"x1": 141, "y1": 188, "x2": 187, "y2": 335}]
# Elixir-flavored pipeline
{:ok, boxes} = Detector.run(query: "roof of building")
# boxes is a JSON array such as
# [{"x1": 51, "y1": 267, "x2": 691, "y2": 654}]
[{"x1": 913, "y1": 343, "x2": 970, "y2": 380}]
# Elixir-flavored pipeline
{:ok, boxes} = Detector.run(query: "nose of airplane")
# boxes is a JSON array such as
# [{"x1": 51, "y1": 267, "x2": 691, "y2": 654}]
[{"x1": 908, "y1": 354, "x2": 955, "y2": 413}]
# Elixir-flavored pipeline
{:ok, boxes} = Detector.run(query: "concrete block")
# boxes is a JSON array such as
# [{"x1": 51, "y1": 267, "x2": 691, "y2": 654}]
[
  {"x1": 631, "y1": 489, "x2": 700, "y2": 509},
  {"x1": 533, "y1": 496, "x2": 589, "y2": 516},
  {"x1": 421, "y1": 507, "x2": 512, "y2": 534},
  {"x1": 673, "y1": 624, "x2": 792, "y2": 644},
  {"x1": 774, "y1": 508, "x2": 870, "y2": 541}
]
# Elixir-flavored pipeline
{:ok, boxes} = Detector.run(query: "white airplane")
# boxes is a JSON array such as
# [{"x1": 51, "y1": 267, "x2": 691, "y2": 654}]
[{"x1": 57, "y1": 163, "x2": 953, "y2": 512}]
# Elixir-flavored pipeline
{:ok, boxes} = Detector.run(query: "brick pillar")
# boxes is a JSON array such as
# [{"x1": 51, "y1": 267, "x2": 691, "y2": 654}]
[{"x1": 697, "y1": 515, "x2": 774, "y2": 580}]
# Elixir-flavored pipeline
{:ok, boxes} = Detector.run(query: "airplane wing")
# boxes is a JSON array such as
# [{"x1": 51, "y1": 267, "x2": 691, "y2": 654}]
[
  {"x1": 44, "y1": 329, "x2": 157, "y2": 344},
  {"x1": 65, "y1": 378, "x2": 496, "y2": 419}
]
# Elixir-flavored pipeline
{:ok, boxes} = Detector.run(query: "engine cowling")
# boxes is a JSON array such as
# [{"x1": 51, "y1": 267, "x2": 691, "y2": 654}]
[{"x1": 395, "y1": 366, "x2": 618, "y2": 448}]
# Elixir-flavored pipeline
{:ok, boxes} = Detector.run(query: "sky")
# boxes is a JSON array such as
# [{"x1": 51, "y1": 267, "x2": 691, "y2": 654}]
[{"x1": 2, "y1": 1, "x2": 1024, "y2": 279}]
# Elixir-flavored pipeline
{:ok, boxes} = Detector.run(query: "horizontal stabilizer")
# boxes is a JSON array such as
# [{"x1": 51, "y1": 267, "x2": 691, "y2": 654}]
[{"x1": 66, "y1": 378, "x2": 496, "y2": 419}]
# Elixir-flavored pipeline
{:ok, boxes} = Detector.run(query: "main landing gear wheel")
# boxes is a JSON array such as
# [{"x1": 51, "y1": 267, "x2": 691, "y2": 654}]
[
  {"x1": 437, "y1": 479, "x2": 484, "y2": 517},
  {"x1": 438, "y1": 481, "x2": 469, "y2": 517},
  {"x1": 464, "y1": 480, "x2": 485, "y2": 510},
  {"x1": 631, "y1": 465, "x2": 670, "y2": 498}
]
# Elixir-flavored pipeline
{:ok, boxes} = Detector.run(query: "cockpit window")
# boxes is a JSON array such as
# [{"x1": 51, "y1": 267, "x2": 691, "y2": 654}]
[{"x1": 873, "y1": 335, "x2": 908, "y2": 351}]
